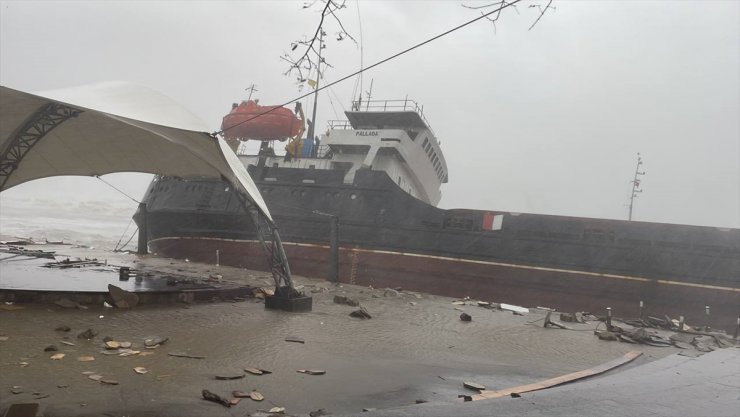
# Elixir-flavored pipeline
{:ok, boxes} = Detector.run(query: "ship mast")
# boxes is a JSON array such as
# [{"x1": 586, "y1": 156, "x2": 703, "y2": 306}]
[
  {"x1": 306, "y1": 30, "x2": 324, "y2": 144},
  {"x1": 628, "y1": 153, "x2": 646, "y2": 221}
]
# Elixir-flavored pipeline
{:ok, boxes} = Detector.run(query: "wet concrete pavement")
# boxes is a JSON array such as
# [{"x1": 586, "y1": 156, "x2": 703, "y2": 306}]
[
  {"x1": 354, "y1": 348, "x2": 740, "y2": 417},
  {"x1": 0, "y1": 246, "x2": 736, "y2": 416}
]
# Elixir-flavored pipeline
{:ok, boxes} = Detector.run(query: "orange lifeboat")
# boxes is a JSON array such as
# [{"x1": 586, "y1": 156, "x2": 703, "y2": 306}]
[{"x1": 221, "y1": 100, "x2": 303, "y2": 141}]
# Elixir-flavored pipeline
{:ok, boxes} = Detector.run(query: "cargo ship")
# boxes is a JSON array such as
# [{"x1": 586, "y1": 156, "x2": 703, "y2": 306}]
[{"x1": 136, "y1": 98, "x2": 740, "y2": 329}]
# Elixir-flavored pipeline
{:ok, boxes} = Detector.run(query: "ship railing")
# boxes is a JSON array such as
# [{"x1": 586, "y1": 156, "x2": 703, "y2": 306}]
[
  {"x1": 327, "y1": 120, "x2": 353, "y2": 130},
  {"x1": 349, "y1": 98, "x2": 433, "y2": 130}
]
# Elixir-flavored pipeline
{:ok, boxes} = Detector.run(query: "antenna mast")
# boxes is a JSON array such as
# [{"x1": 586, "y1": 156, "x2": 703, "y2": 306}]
[
  {"x1": 628, "y1": 153, "x2": 646, "y2": 221},
  {"x1": 245, "y1": 84, "x2": 258, "y2": 101},
  {"x1": 306, "y1": 31, "x2": 324, "y2": 144}
]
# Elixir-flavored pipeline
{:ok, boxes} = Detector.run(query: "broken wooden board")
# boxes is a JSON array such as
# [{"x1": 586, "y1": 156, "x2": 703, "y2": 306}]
[{"x1": 471, "y1": 351, "x2": 642, "y2": 401}]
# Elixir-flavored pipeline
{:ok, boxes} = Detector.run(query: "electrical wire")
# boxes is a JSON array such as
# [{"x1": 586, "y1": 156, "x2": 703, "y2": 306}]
[
  {"x1": 116, "y1": 227, "x2": 139, "y2": 252},
  {"x1": 114, "y1": 217, "x2": 134, "y2": 251},
  {"x1": 213, "y1": 0, "x2": 522, "y2": 137},
  {"x1": 95, "y1": 175, "x2": 141, "y2": 204}
]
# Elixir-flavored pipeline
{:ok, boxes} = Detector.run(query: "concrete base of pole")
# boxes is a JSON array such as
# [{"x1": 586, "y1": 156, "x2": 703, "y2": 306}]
[{"x1": 265, "y1": 286, "x2": 312, "y2": 312}]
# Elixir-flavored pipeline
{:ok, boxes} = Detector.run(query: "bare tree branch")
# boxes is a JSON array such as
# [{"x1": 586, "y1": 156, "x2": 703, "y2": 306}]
[
  {"x1": 528, "y1": 0, "x2": 554, "y2": 30},
  {"x1": 284, "y1": 0, "x2": 356, "y2": 87},
  {"x1": 462, "y1": 0, "x2": 553, "y2": 32}
]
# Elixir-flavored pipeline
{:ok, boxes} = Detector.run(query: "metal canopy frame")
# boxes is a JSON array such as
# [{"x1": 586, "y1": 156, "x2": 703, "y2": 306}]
[{"x1": 0, "y1": 103, "x2": 82, "y2": 189}]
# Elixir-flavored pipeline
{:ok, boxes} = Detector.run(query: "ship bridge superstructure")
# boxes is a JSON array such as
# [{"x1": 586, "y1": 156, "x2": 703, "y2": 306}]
[
  {"x1": 238, "y1": 98, "x2": 447, "y2": 206},
  {"x1": 323, "y1": 99, "x2": 447, "y2": 205}
]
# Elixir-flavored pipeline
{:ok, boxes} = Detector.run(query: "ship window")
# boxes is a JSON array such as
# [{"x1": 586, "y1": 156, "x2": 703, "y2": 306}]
[
  {"x1": 309, "y1": 165, "x2": 316, "y2": 169},
  {"x1": 407, "y1": 131, "x2": 418, "y2": 140},
  {"x1": 272, "y1": 163, "x2": 279, "y2": 168},
  {"x1": 398, "y1": 176, "x2": 401, "y2": 185},
  {"x1": 423, "y1": 137, "x2": 429, "y2": 147}
]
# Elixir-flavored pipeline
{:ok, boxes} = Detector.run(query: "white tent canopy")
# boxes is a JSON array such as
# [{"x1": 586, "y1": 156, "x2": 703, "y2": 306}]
[{"x1": 0, "y1": 81, "x2": 272, "y2": 221}]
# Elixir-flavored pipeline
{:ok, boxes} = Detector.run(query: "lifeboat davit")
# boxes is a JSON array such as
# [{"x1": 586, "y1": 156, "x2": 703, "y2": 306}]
[{"x1": 221, "y1": 100, "x2": 303, "y2": 141}]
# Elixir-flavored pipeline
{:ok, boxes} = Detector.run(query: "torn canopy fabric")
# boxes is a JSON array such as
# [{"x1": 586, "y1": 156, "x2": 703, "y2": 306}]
[{"x1": 0, "y1": 82, "x2": 272, "y2": 222}]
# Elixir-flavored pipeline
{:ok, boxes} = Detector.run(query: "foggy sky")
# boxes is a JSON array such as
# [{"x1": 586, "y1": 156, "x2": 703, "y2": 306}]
[{"x1": 1, "y1": 0, "x2": 738, "y2": 228}]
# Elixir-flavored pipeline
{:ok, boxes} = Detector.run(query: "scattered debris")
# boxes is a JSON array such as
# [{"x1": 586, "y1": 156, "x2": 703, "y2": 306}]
[
  {"x1": 167, "y1": 351, "x2": 205, "y2": 359},
  {"x1": 245, "y1": 367, "x2": 272, "y2": 375},
  {"x1": 100, "y1": 379, "x2": 119, "y2": 385},
  {"x1": 452, "y1": 301, "x2": 466, "y2": 305},
  {"x1": 477, "y1": 301, "x2": 492, "y2": 308},
  {"x1": 463, "y1": 381, "x2": 486, "y2": 391},
  {"x1": 543, "y1": 311, "x2": 568, "y2": 329},
  {"x1": 409, "y1": 301, "x2": 417, "y2": 306},
  {"x1": 457, "y1": 394, "x2": 472, "y2": 402},
  {"x1": 108, "y1": 284, "x2": 139, "y2": 308},
  {"x1": 119, "y1": 341, "x2": 132, "y2": 348},
  {"x1": 349, "y1": 306, "x2": 372, "y2": 319},
  {"x1": 415, "y1": 399, "x2": 428, "y2": 404},
  {"x1": 560, "y1": 312, "x2": 586, "y2": 323},
  {"x1": 88, "y1": 374, "x2": 103, "y2": 381},
  {"x1": 501, "y1": 303, "x2": 529, "y2": 314},
  {"x1": 297, "y1": 369, "x2": 326, "y2": 375},
  {"x1": 119, "y1": 349, "x2": 141, "y2": 357},
  {"x1": 383, "y1": 288, "x2": 400, "y2": 297},
  {"x1": 334, "y1": 295, "x2": 360, "y2": 306},
  {"x1": 250, "y1": 390, "x2": 265, "y2": 401},
  {"x1": 460, "y1": 313, "x2": 472, "y2": 322},
  {"x1": 144, "y1": 336, "x2": 169, "y2": 347},
  {"x1": 60, "y1": 341, "x2": 75, "y2": 346},
  {"x1": 2, "y1": 246, "x2": 55, "y2": 259},
  {"x1": 105, "y1": 341, "x2": 121, "y2": 349},
  {"x1": 50, "y1": 353, "x2": 65, "y2": 360},
  {"x1": 19, "y1": 361, "x2": 29, "y2": 367},
  {"x1": 285, "y1": 337, "x2": 305, "y2": 344},
  {"x1": 45, "y1": 258, "x2": 103, "y2": 268},
  {"x1": 269, "y1": 407, "x2": 286, "y2": 413},
  {"x1": 309, "y1": 409, "x2": 328, "y2": 417},
  {"x1": 77, "y1": 328, "x2": 98, "y2": 340},
  {"x1": 0, "y1": 336, "x2": 9, "y2": 341},
  {"x1": 10, "y1": 386, "x2": 24, "y2": 395},
  {"x1": 77, "y1": 356, "x2": 95, "y2": 362},
  {"x1": 44, "y1": 345, "x2": 58, "y2": 352},
  {"x1": 594, "y1": 330, "x2": 618, "y2": 341},
  {"x1": 215, "y1": 373, "x2": 245, "y2": 380},
  {"x1": 134, "y1": 367, "x2": 148, "y2": 374},
  {"x1": 202, "y1": 389, "x2": 231, "y2": 407},
  {"x1": 618, "y1": 328, "x2": 673, "y2": 347}
]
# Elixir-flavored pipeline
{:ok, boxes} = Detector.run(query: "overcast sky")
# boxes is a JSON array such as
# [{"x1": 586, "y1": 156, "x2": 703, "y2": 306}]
[{"x1": 1, "y1": 0, "x2": 738, "y2": 228}]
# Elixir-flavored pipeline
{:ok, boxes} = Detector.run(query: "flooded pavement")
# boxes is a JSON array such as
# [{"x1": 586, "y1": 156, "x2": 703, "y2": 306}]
[{"x1": 0, "y1": 246, "x2": 733, "y2": 416}]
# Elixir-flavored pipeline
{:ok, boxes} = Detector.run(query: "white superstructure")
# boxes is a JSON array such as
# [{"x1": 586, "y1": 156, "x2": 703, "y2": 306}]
[{"x1": 238, "y1": 99, "x2": 447, "y2": 206}]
